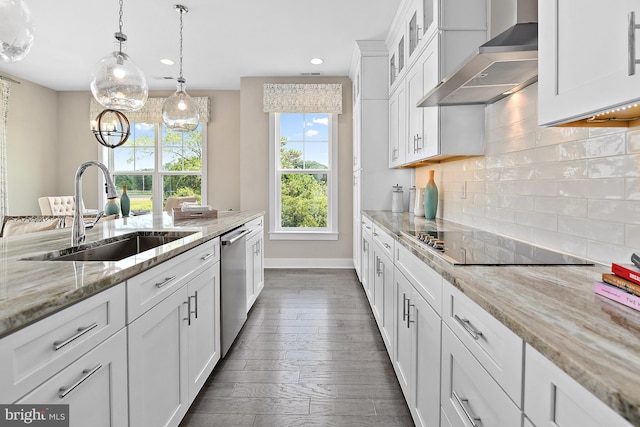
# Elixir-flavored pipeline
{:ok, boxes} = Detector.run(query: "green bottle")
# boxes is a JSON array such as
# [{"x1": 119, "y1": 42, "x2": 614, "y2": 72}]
[
  {"x1": 424, "y1": 169, "x2": 438, "y2": 220},
  {"x1": 120, "y1": 185, "x2": 130, "y2": 217}
]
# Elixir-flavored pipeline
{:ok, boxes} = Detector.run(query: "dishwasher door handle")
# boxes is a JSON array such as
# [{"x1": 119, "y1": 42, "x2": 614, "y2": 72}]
[{"x1": 222, "y1": 228, "x2": 252, "y2": 246}]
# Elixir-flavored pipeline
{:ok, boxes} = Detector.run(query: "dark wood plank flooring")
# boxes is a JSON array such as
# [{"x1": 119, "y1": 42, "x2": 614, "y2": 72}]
[{"x1": 180, "y1": 268, "x2": 414, "y2": 427}]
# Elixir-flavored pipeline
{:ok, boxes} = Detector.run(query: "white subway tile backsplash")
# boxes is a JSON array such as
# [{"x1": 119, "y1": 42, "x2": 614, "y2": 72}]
[
  {"x1": 534, "y1": 197, "x2": 587, "y2": 217},
  {"x1": 588, "y1": 200, "x2": 640, "y2": 225},
  {"x1": 557, "y1": 217, "x2": 625, "y2": 245},
  {"x1": 514, "y1": 210, "x2": 557, "y2": 231},
  {"x1": 413, "y1": 82, "x2": 640, "y2": 264},
  {"x1": 558, "y1": 179, "x2": 625, "y2": 199}
]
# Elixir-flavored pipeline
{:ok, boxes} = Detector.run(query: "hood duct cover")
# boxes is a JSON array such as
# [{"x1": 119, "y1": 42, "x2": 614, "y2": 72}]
[{"x1": 418, "y1": 16, "x2": 538, "y2": 107}]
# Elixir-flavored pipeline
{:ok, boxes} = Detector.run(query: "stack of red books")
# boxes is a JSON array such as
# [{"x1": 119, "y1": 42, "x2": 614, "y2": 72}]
[{"x1": 594, "y1": 263, "x2": 640, "y2": 311}]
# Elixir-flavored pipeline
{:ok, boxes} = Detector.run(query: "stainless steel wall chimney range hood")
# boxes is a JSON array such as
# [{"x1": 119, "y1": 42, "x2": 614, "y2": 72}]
[{"x1": 418, "y1": 0, "x2": 538, "y2": 107}]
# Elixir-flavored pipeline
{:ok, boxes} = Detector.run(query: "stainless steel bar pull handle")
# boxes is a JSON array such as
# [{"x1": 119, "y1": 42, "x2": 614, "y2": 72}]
[
  {"x1": 53, "y1": 322, "x2": 98, "y2": 351},
  {"x1": 454, "y1": 314, "x2": 483, "y2": 340},
  {"x1": 201, "y1": 252, "x2": 215, "y2": 261},
  {"x1": 58, "y1": 364, "x2": 102, "y2": 398},
  {"x1": 453, "y1": 391, "x2": 482, "y2": 427},
  {"x1": 155, "y1": 275, "x2": 177, "y2": 288},
  {"x1": 406, "y1": 301, "x2": 415, "y2": 328},
  {"x1": 192, "y1": 291, "x2": 198, "y2": 319},
  {"x1": 402, "y1": 293, "x2": 408, "y2": 321},
  {"x1": 184, "y1": 298, "x2": 192, "y2": 325},
  {"x1": 629, "y1": 12, "x2": 640, "y2": 75}
]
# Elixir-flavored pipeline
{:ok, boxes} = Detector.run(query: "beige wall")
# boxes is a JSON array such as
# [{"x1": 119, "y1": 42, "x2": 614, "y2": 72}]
[
  {"x1": 5, "y1": 76, "x2": 58, "y2": 214},
  {"x1": 240, "y1": 77, "x2": 353, "y2": 264}
]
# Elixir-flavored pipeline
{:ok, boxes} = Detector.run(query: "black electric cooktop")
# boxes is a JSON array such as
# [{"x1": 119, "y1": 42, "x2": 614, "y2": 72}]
[{"x1": 402, "y1": 230, "x2": 594, "y2": 266}]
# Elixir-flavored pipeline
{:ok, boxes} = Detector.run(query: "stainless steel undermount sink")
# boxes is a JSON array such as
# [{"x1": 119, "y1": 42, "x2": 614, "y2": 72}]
[{"x1": 22, "y1": 231, "x2": 197, "y2": 262}]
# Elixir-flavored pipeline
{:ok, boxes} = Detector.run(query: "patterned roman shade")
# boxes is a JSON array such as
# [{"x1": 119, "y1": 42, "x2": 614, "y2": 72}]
[{"x1": 263, "y1": 83, "x2": 343, "y2": 114}]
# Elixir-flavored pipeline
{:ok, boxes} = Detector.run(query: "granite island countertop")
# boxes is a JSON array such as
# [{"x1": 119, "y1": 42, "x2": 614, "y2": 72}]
[
  {"x1": 365, "y1": 210, "x2": 640, "y2": 426},
  {"x1": 0, "y1": 210, "x2": 263, "y2": 338}
]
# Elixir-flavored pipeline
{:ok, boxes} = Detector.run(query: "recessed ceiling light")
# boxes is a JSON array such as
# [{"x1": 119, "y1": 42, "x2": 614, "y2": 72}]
[
  {"x1": 310, "y1": 58, "x2": 324, "y2": 65},
  {"x1": 160, "y1": 58, "x2": 175, "y2": 65}
]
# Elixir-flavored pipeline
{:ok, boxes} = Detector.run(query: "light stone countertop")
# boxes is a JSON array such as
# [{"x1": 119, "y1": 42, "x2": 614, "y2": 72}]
[
  {"x1": 0, "y1": 209, "x2": 263, "y2": 339},
  {"x1": 364, "y1": 210, "x2": 640, "y2": 426}
]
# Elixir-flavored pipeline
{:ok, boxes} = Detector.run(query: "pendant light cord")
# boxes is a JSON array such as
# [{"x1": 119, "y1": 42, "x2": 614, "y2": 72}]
[
  {"x1": 179, "y1": 7, "x2": 184, "y2": 81},
  {"x1": 115, "y1": 0, "x2": 127, "y2": 51}
]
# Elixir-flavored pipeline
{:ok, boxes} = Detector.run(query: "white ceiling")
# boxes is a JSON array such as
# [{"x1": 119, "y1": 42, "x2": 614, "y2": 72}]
[{"x1": 0, "y1": 0, "x2": 401, "y2": 91}]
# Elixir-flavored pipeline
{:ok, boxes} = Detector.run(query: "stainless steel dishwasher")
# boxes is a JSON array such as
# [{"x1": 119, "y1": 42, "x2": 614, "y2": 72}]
[{"x1": 220, "y1": 226, "x2": 251, "y2": 357}]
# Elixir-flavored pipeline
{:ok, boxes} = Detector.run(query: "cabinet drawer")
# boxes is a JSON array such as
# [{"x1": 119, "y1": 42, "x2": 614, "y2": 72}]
[
  {"x1": 372, "y1": 224, "x2": 394, "y2": 259},
  {"x1": 245, "y1": 216, "x2": 264, "y2": 231},
  {"x1": 442, "y1": 281, "x2": 523, "y2": 405},
  {"x1": 361, "y1": 215, "x2": 373, "y2": 235},
  {"x1": 525, "y1": 344, "x2": 632, "y2": 427},
  {"x1": 127, "y1": 238, "x2": 219, "y2": 322},
  {"x1": 441, "y1": 324, "x2": 521, "y2": 427},
  {"x1": 0, "y1": 285, "x2": 125, "y2": 403},
  {"x1": 395, "y1": 242, "x2": 442, "y2": 314},
  {"x1": 16, "y1": 328, "x2": 129, "y2": 427}
]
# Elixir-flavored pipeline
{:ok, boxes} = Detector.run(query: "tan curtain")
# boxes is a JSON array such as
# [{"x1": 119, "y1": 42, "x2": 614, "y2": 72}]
[
  {"x1": 90, "y1": 96, "x2": 211, "y2": 123},
  {"x1": 263, "y1": 83, "x2": 343, "y2": 114}
]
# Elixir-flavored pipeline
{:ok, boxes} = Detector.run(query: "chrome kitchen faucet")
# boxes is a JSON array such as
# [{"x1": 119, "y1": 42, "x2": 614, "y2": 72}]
[{"x1": 72, "y1": 161, "x2": 118, "y2": 246}]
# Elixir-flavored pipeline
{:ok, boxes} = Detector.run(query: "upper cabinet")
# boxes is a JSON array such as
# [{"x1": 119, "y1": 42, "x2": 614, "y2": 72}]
[
  {"x1": 388, "y1": 0, "x2": 487, "y2": 166},
  {"x1": 539, "y1": 1, "x2": 640, "y2": 126}
]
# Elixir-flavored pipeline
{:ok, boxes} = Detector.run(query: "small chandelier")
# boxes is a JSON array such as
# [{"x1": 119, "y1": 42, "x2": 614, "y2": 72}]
[
  {"x1": 162, "y1": 4, "x2": 200, "y2": 132},
  {"x1": 90, "y1": 0, "x2": 148, "y2": 112},
  {"x1": 0, "y1": 0, "x2": 35, "y2": 63},
  {"x1": 91, "y1": 109, "x2": 131, "y2": 148}
]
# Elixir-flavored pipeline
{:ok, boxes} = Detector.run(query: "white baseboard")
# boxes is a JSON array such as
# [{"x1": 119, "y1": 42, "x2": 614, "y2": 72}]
[{"x1": 265, "y1": 258, "x2": 354, "y2": 269}]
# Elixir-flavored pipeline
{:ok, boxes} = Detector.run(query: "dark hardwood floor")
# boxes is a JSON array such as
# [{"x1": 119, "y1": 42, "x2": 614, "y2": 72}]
[{"x1": 180, "y1": 268, "x2": 414, "y2": 427}]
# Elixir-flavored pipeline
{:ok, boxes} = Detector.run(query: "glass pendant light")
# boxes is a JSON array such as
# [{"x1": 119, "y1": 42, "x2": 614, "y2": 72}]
[
  {"x1": 162, "y1": 4, "x2": 199, "y2": 132},
  {"x1": 90, "y1": 0, "x2": 147, "y2": 112},
  {"x1": 0, "y1": 0, "x2": 34, "y2": 63}
]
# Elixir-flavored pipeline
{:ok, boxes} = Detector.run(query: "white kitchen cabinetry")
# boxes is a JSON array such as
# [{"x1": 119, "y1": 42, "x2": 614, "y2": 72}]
[
  {"x1": 524, "y1": 344, "x2": 633, "y2": 427},
  {"x1": 128, "y1": 238, "x2": 221, "y2": 427},
  {"x1": 361, "y1": 215, "x2": 374, "y2": 302},
  {"x1": 539, "y1": 1, "x2": 640, "y2": 126},
  {"x1": 441, "y1": 323, "x2": 522, "y2": 427},
  {"x1": 387, "y1": 5, "x2": 486, "y2": 166},
  {"x1": 371, "y1": 225, "x2": 395, "y2": 353},
  {"x1": 0, "y1": 284, "x2": 126, "y2": 405},
  {"x1": 245, "y1": 216, "x2": 264, "y2": 312},
  {"x1": 350, "y1": 41, "x2": 411, "y2": 275},
  {"x1": 442, "y1": 281, "x2": 523, "y2": 405},
  {"x1": 394, "y1": 267, "x2": 441, "y2": 427},
  {"x1": 388, "y1": 85, "x2": 407, "y2": 168},
  {"x1": 16, "y1": 328, "x2": 128, "y2": 427}
]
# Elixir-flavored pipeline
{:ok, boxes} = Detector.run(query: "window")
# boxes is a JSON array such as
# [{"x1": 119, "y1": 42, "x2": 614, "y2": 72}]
[
  {"x1": 269, "y1": 112, "x2": 338, "y2": 240},
  {"x1": 102, "y1": 122, "x2": 206, "y2": 213}
]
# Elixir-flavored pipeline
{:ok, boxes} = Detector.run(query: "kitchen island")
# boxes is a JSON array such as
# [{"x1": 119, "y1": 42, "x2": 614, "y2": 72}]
[
  {"x1": 364, "y1": 210, "x2": 640, "y2": 426},
  {"x1": 0, "y1": 209, "x2": 263, "y2": 338}
]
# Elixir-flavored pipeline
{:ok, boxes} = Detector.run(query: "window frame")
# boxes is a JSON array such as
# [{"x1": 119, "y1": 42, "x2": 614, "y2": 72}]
[
  {"x1": 99, "y1": 122, "x2": 207, "y2": 214},
  {"x1": 268, "y1": 112, "x2": 339, "y2": 241}
]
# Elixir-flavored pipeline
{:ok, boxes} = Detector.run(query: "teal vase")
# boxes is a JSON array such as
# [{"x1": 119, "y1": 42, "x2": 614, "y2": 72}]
[
  {"x1": 120, "y1": 185, "x2": 130, "y2": 217},
  {"x1": 104, "y1": 198, "x2": 120, "y2": 216},
  {"x1": 424, "y1": 170, "x2": 438, "y2": 220}
]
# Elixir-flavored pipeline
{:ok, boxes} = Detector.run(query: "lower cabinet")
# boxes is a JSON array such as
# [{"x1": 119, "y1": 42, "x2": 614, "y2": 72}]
[
  {"x1": 441, "y1": 323, "x2": 521, "y2": 427},
  {"x1": 128, "y1": 262, "x2": 220, "y2": 427},
  {"x1": 245, "y1": 217, "x2": 265, "y2": 313},
  {"x1": 372, "y1": 240, "x2": 395, "y2": 353},
  {"x1": 16, "y1": 328, "x2": 128, "y2": 427},
  {"x1": 524, "y1": 344, "x2": 632, "y2": 427},
  {"x1": 128, "y1": 286, "x2": 190, "y2": 427},
  {"x1": 394, "y1": 267, "x2": 441, "y2": 427}
]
